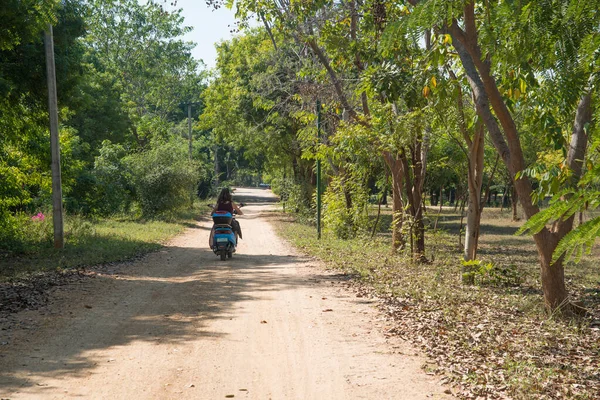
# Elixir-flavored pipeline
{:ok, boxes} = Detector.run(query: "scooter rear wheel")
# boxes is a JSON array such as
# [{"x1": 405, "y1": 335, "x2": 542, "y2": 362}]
[{"x1": 220, "y1": 251, "x2": 227, "y2": 261}]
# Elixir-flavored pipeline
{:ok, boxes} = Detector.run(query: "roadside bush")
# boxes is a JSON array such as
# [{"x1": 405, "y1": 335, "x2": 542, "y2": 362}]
[
  {"x1": 323, "y1": 176, "x2": 370, "y2": 239},
  {"x1": 0, "y1": 210, "x2": 27, "y2": 252},
  {"x1": 65, "y1": 215, "x2": 96, "y2": 245},
  {"x1": 126, "y1": 140, "x2": 197, "y2": 216},
  {"x1": 461, "y1": 259, "x2": 523, "y2": 287},
  {"x1": 323, "y1": 187, "x2": 355, "y2": 239},
  {"x1": 271, "y1": 176, "x2": 313, "y2": 218},
  {"x1": 89, "y1": 140, "x2": 134, "y2": 216},
  {"x1": 0, "y1": 210, "x2": 52, "y2": 253}
]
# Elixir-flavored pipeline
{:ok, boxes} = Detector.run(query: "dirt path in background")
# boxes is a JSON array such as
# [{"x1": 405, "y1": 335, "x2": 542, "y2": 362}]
[{"x1": 0, "y1": 188, "x2": 451, "y2": 399}]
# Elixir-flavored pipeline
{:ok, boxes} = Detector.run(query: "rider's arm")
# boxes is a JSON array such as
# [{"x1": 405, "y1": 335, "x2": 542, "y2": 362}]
[{"x1": 233, "y1": 202, "x2": 243, "y2": 215}]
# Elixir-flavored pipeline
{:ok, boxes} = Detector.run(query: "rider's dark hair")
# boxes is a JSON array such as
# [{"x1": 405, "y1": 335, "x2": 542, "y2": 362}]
[{"x1": 217, "y1": 188, "x2": 232, "y2": 204}]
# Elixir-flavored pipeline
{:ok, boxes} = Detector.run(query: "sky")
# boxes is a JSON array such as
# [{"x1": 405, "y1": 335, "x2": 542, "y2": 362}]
[{"x1": 158, "y1": 0, "x2": 240, "y2": 70}]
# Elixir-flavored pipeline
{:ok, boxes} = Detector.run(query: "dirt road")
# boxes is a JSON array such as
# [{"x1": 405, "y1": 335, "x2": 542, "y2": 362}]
[{"x1": 0, "y1": 188, "x2": 451, "y2": 399}]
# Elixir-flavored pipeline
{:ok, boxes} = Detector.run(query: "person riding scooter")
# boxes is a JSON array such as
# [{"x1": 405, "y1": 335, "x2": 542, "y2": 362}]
[{"x1": 210, "y1": 188, "x2": 243, "y2": 246}]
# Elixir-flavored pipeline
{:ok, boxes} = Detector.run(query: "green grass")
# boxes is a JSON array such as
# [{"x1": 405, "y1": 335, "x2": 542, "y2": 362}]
[
  {"x1": 0, "y1": 206, "x2": 206, "y2": 280},
  {"x1": 273, "y1": 207, "x2": 600, "y2": 400}
]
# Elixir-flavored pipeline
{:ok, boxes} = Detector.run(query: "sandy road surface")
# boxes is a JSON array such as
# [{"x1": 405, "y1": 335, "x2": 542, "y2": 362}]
[{"x1": 0, "y1": 188, "x2": 451, "y2": 399}]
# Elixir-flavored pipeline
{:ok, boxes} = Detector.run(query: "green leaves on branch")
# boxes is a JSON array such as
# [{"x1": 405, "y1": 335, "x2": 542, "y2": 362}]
[{"x1": 517, "y1": 189, "x2": 600, "y2": 263}]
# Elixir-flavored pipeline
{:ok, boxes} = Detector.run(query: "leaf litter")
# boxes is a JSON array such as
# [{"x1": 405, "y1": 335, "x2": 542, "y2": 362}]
[{"x1": 277, "y1": 215, "x2": 600, "y2": 400}]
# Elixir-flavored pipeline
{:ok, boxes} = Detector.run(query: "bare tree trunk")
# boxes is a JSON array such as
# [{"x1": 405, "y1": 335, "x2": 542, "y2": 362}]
[
  {"x1": 400, "y1": 147, "x2": 427, "y2": 262},
  {"x1": 464, "y1": 122, "x2": 485, "y2": 262},
  {"x1": 371, "y1": 191, "x2": 384, "y2": 238},
  {"x1": 460, "y1": 194, "x2": 467, "y2": 213},
  {"x1": 534, "y1": 231, "x2": 568, "y2": 310},
  {"x1": 214, "y1": 144, "x2": 220, "y2": 186},
  {"x1": 448, "y1": 65, "x2": 486, "y2": 267},
  {"x1": 434, "y1": 186, "x2": 443, "y2": 230},
  {"x1": 384, "y1": 152, "x2": 405, "y2": 252},
  {"x1": 511, "y1": 184, "x2": 519, "y2": 221}
]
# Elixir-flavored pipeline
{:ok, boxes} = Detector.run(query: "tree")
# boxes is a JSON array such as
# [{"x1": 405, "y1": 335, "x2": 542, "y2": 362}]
[
  {"x1": 404, "y1": 0, "x2": 598, "y2": 311},
  {"x1": 201, "y1": 30, "x2": 314, "y2": 208}
]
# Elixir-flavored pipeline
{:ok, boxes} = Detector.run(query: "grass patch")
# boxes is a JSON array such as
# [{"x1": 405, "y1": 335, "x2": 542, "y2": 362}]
[
  {"x1": 0, "y1": 207, "x2": 205, "y2": 280},
  {"x1": 274, "y1": 207, "x2": 600, "y2": 400}
]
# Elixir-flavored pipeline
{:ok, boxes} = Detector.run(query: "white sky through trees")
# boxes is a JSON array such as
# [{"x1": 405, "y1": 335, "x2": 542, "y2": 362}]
[{"x1": 143, "y1": 0, "x2": 238, "y2": 70}]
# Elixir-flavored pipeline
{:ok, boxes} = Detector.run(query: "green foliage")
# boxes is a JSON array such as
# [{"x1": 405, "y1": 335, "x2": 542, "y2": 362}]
[
  {"x1": 322, "y1": 181, "x2": 357, "y2": 239},
  {"x1": 89, "y1": 140, "x2": 134, "y2": 215},
  {"x1": 201, "y1": 28, "x2": 318, "y2": 206},
  {"x1": 0, "y1": 0, "x2": 58, "y2": 51},
  {"x1": 555, "y1": 216, "x2": 600, "y2": 264},
  {"x1": 518, "y1": 188, "x2": 600, "y2": 264},
  {"x1": 1, "y1": 0, "x2": 209, "y2": 224},
  {"x1": 126, "y1": 140, "x2": 198, "y2": 217},
  {"x1": 462, "y1": 259, "x2": 522, "y2": 287},
  {"x1": 0, "y1": 211, "x2": 42, "y2": 253}
]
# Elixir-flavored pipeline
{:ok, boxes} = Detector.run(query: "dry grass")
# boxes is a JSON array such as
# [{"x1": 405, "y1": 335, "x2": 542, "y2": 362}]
[{"x1": 274, "y1": 206, "x2": 600, "y2": 399}]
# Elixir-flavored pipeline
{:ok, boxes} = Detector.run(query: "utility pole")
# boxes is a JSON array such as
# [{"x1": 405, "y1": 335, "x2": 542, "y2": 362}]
[
  {"x1": 316, "y1": 99, "x2": 322, "y2": 240},
  {"x1": 44, "y1": 24, "x2": 64, "y2": 249},
  {"x1": 187, "y1": 103, "x2": 193, "y2": 162},
  {"x1": 188, "y1": 103, "x2": 194, "y2": 207}
]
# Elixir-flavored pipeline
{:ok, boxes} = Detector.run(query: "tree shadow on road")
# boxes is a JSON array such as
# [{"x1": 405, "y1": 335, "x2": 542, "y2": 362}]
[{"x1": 0, "y1": 244, "x2": 334, "y2": 395}]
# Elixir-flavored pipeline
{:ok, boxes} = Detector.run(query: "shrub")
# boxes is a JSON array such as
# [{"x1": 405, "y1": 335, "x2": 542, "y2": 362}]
[
  {"x1": 126, "y1": 140, "x2": 198, "y2": 216},
  {"x1": 322, "y1": 176, "x2": 370, "y2": 239},
  {"x1": 271, "y1": 176, "x2": 313, "y2": 218},
  {"x1": 461, "y1": 259, "x2": 522, "y2": 287},
  {"x1": 0, "y1": 210, "x2": 52, "y2": 253},
  {"x1": 89, "y1": 140, "x2": 135, "y2": 216}
]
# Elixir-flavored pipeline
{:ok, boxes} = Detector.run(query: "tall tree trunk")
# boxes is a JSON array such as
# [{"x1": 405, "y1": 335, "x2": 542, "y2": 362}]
[
  {"x1": 384, "y1": 152, "x2": 405, "y2": 251},
  {"x1": 464, "y1": 122, "x2": 485, "y2": 262},
  {"x1": 442, "y1": 2, "x2": 593, "y2": 310},
  {"x1": 400, "y1": 147, "x2": 427, "y2": 262},
  {"x1": 434, "y1": 185, "x2": 443, "y2": 230},
  {"x1": 511, "y1": 183, "x2": 519, "y2": 221},
  {"x1": 534, "y1": 230, "x2": 568, "y2": 310},
  {"x1": 448, "y1": 65, "x2": 486, "y2": 267}
]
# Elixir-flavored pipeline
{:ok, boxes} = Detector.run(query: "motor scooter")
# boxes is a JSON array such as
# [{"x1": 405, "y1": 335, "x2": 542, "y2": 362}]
[{"x1": 211, "y1": 206, "x2": 242, "y2": 261}]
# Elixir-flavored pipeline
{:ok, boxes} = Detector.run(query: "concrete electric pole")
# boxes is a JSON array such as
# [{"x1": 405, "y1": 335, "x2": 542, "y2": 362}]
[{"x1": 44, "y1": 24, "x2": 64, "y2": 249}]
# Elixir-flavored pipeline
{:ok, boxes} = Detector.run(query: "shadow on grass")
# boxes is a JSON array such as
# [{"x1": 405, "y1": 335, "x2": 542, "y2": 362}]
[
  {"x1": 0, "y1": 235, "x2": 163, "y2": 279},
  {"x1": 0, "y1": 245, "x2": 337, "y2": 394}
]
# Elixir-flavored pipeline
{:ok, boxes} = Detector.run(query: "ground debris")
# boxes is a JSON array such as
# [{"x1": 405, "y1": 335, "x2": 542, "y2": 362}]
[
  {"x1": 0, "y1": 269, "x2": 87, "y2": 317},
  {"x1": 278, "y1": 216, "x2": 600, "y2": 400},
  {"x1": 369, "y1": 282, "x2": 600, "y2": 400},
  {"x1": 0, "y1": 256, "x2": 145, "y2": 318}
]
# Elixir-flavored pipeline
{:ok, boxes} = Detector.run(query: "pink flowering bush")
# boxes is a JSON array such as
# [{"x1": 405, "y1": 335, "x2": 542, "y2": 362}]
[
  {"x1": 24, "y1": 211, "x2": 52, "y2": 246},
  {"x1": 31, "y1": 212, "x2": 45, "y2": 222},
  {"x1": 0, "y1": 211, "x2": 52, "y2": 252}
]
